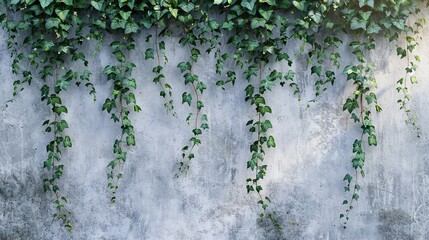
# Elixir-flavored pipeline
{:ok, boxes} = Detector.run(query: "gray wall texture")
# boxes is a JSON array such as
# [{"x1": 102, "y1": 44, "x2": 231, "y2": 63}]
[{"x1": 1, "y1": 15, "x2": 429, "y2": 240}]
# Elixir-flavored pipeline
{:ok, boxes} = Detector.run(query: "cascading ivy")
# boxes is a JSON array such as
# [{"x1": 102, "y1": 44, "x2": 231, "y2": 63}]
[{"x1": 1, "y1": 0, "x2": 428, "y2": 234}]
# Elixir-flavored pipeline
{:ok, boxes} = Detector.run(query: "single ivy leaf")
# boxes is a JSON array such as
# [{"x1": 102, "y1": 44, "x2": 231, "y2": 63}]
[
  {"x1": 259, "y1": 9, "x2": 273, "y2": 21},
  {"x1": 40, "y1": 0, "x2": 53, "y2": 8},
  {"x1": 55, "y1": 9, "x2": 69, "y2": 22},
  {"x1": 292, "y1": 0, "x2": 306, "y2": 11},
  {"x1": 45, "y1": 18, "x2": 60, "y2": 29},
  {"x1": 63, "y1": 0, "x2": 73, "y2": 5},
  {"x1": 63, "y1": 136, "x2": 72, "y2": 148},
  {"x1": 222, "y1": 21, "x2": 234, "y2": 31},
  {"x1": 365, "y1": 92, "x2": 377, "y2": 104},
  {"x1": 368, "y1": 134, "x2": 377, "y2": 146},
  {"x1": 145, "y1": 48, "x2": 154, "y2": 60},
  {"x1": 56, "y1": 80, "x2": 71, "y2": 90},
  {"x1": 53, "y1": 106, "x2": 68, "y2": 115},
  {"x1": 359, "y1": 0, "x2": 374, "y2": 8},
  {"x1": 261, "y1": 120, "x2": 272, "y2": 132},
  {"x1": 308, "y1": 10, "x2": 321, "y2": 24},
  {"x1": 126, "y1": 134, "x2": 136, "y2": 146},
  {"x1": 241, "y1": 0, "x2": 256, "y2": 11},
  {"x1": 350, "y1": 18, "x2": 367, "y2": 30},
  {"x1": 58, "y1": 120, "x2": 69, "y2": 132},
  {"x1": 250, "y1": 18, "x2": 266, "y2": 29},
  {"x1": 119, "y1": 11, "x2": 132, "y2": 21},
  {"x1": 91, "y1": 0, "x2": 104, "y2": 11},
  {"x1": 179, "y1": 2, "x2": 194, "y2": 13},
  {"x1": 367, "y1": 22, "x2": 381, "y2": 34},
  {"x1": 311, "y1": 66, "x2": 322, "y2": 77},
  {"x1": 125, "y1": 22, "x2": 139, "y2": 34},
  {"x1": 169, "y1": 8, "x2": 178, "y2": 18},
  {"x1": 248, "y1": 41, "x2": 259, "y2": 51},
  {"x1": 247, "y1": 159, "x2": 256, "y2": 170},
  {"x1": 182, "y1": 92, "x2": 192, "y2": 106},
  {"x1": 177, "y1": 62, "x2": 191, "y2": 73},
  {"x1": 267, "y1": 136, "x2": 276, "y2": 148},
  {"x1": 197, "y1": 101, "x2": 204, "y2": 110},
  {"x1": 343, "y1": 174, "x2": 352, "y2": 183},
  {"x1": 42, "y1": 41, "x2": 55, "y2": 51}
]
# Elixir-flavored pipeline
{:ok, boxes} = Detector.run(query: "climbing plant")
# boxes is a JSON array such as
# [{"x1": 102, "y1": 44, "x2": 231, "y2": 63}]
[{"x1": 1, "y1": 0, "x2": 428, "y2": 234}]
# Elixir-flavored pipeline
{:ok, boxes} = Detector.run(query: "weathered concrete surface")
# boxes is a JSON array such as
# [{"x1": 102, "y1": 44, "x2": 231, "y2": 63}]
[{"x1": 1, "y1": 18, "x2": 429, "y2": 240}]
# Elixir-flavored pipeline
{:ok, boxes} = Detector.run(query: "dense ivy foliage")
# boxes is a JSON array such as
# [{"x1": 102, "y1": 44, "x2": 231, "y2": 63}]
[{"x1": 1, "y1": 0, "x2": 427, "y2": 235}]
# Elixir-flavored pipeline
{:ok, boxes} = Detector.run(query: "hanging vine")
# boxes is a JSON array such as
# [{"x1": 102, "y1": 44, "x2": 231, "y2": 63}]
[
  {"x1": 175, "y1": 2, "x2": 210, "y2": 177},
  {"x1": 1, "y1": 0, "x2": 95, "y2": 231},
  {"x1": 1, "y1": 0, "x2": 428, "y2": 234},
  {"x1": 395, "y1": 16, "x2": 426, "y2": 137}
]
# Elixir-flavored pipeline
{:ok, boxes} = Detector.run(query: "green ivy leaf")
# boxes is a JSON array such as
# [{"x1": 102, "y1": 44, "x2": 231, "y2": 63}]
[
  {"x1": 292, "y1": 0, "x2": 306, "y2": 11},
  {"x1": 56, "y1": 80, "x2": 71, "y2": 91},
  {"x1": 350, "y1": 18, "x2": 367, "y2": 30},
  {"x1": 63, "y1": 0, "x2": 73, "y2": 5},
  {"x1": 40, "y1": 0, "x2": 53, "y2": 8},
  {"x1": 241, "y1": 0, "x2": 256, "y2": 11},
  {"x1": 91, "y1": 0, "x2": 104, "y2": 11},
  {"x1": 63, "y1": 136, "x2": 72, "y2": 148},
  {"x1": 145, "y1": 48, "x2": 154, "y2": 60},
  {"x1": 169, "y1": 8, "x2": 178, "y2": 18},
  {"x1": 53, "y1": 106, "x2": 68, "y2": 115},
  {"x1": 179, "y1": 3, "x2": 194, "y2": 13},
  {"x1": 119, "y1": 11, "x2": 132, "y2": 21},
  {"x1": 55, "y1": 9, "x2": 69, "y2": 22},
  {"x1": 125, "y1": 22, "x2": 139, "y2": 34},
  {"x1": 182, "y1": 92, "x2": 192, "y2": 106},
  {"x1": 267, "y1": 136, "x2": 276, "y2": 148},
  {"x1": 261, "y1": 120, "x2": 272, "y2": 132},
  {"x1": 58, "y1": 120, "x2": 69, "y2": 132},
  {"x1": 258, "y1": 9, "x2": 273, "y2": 21},
  {"x1": 368, "y1": 134, "x2": 377, "y2": 146},
  {"x1": 45, "y1": 18, "x2": 61, "y2": 29},
  {"x1": 251, "y1": 18, "x2": 266, "y2": 29},
  {"x1": 126, "y1": 134, "x2": 136, "y2": 146}
]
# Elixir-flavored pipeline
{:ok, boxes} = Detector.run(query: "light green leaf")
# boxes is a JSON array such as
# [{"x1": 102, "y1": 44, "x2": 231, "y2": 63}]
[
  {"x1": 55, "y1": 9, "x2": 69, "y2": 22},
  {"x1": 179, "y1": 3, "x2": 194, "y2": 13},
  {"x1": 63, "y1": 136, "x2": 72, "y2": 148},
  {"x1": 293, "y1": 0, "x2": 306, "y2": 11},
  {"x1": 259, "y1": 9, "x2": 273, "y2": 21},
  {"x1": 267, "y1": 136, "x2": 276, "y2": 148},
  {"x1": 40, "y1": 0, "x2": 53, "y2": 8},
  {"x1": 91, "y1": 0, "x2": 104, "y2": 11}
]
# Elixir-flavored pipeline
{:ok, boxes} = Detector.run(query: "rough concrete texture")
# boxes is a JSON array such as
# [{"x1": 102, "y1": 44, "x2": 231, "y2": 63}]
[{"x1": 1, "y1": 17, "x2": 429, "y2": 240}]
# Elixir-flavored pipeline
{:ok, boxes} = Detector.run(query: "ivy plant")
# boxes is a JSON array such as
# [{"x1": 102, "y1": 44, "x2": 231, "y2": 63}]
[{"x1": 1, "y1": 0, "x2": 427, "y2": 234}]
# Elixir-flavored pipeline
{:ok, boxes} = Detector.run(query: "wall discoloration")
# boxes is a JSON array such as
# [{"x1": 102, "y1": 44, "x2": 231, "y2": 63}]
[{"x1": 378, "y1": 209, "x2": 413, "y2": 240}]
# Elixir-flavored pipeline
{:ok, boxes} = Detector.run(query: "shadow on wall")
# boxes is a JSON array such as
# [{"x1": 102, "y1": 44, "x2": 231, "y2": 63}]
[{"x1": 378, "y1": 209, "x2": 413, "y2": 240}]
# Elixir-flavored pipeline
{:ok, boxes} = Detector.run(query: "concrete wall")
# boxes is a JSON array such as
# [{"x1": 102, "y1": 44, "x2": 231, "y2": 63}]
[{"x1": 1, "y1": 15, "x2": 429, "y2": 240}]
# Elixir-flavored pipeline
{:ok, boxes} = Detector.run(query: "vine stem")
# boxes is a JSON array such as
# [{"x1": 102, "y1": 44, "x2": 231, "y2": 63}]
[
  {"x1": 255, "y1": 62, "x2": 263, "y2": 183},
  {"x1": 178, "y1": 26, "x2": 202, "y2": 175},
  {"x1": 51, "y1": 63, "x2": 61, "y2": 203},
  {"x1": 112, "y1": 93, "x2": 124, "y2": 197},
  {"x1": 154, "y1": 26, "x2": 168, "y2": 96},
  {"x1": 254, "y1": 62, "x2": 273, "y2": 220},
  {"x1": 112, "y1": 52, "x2": 126, "y2": 200},
  {"x1": 186, "y1": 42, "x2": 201, "y2": 131},
  {"x1": 345, "y1": 88, "x2": 365, "y2": 221},
  {"x1": 155, "y1": 27, "x2": 161, "y2": 67}
]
